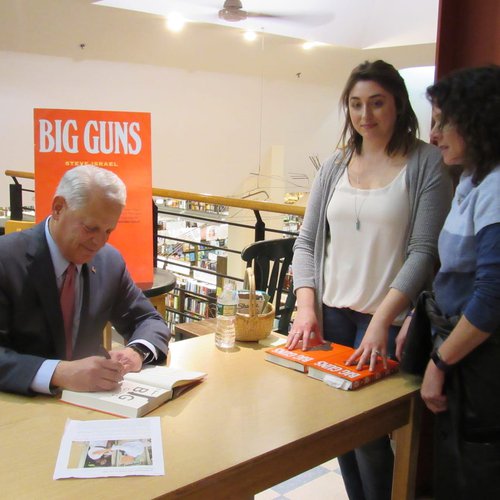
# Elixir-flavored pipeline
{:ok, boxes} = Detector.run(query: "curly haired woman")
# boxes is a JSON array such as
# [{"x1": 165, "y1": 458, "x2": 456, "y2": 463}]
[{"x1": 424, "y1": 65, "x2": 500, "y2": 499}]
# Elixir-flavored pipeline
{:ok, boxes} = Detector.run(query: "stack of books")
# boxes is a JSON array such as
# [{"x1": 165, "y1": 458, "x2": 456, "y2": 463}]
[{"x1": 265, "y1": 343, "x2": 398, "y2": 391}]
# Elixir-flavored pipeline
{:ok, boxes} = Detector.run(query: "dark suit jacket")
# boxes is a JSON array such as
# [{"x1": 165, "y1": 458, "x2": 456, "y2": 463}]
[{"x1": 0, "y1": 221, "x2": 171, "y2": 395}]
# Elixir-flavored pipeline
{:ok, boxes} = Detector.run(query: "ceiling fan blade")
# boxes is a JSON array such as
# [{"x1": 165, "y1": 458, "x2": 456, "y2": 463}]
[
  {"x1": 244, "y1": 12, "x2": 282, "y2": 20},
  {"x1": 246, "y1": 12, "x2": 334, "y2": 27}
]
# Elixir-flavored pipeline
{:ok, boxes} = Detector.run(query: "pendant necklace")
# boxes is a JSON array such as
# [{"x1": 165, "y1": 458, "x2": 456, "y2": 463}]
[{"x1": 353, "y1": 171, "x2": 367, "y2": 231}]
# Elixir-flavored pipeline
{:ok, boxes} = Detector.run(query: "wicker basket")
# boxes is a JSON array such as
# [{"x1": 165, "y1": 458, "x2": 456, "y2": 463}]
[{"x1": 235, "y1": 268, "x2": 275, "y2": 342}]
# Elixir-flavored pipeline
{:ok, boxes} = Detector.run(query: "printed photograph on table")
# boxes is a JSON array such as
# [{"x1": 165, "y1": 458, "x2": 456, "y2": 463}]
[
  {"x1": 54, "y1": 417, "x2": 164, "y2": 479},
  {"x1": 77, "y1": 439, "x2": 153, "y2": 468}
]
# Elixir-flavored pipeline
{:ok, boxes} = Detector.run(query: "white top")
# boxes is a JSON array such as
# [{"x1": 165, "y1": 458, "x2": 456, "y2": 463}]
[{"x1": 323, "y1": 167, "x2": 410, "y2": 322}]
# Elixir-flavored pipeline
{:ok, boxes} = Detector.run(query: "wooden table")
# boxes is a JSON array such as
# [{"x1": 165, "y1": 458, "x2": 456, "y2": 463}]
[
  {"x1": 0, "y1": 335, "x2": 422, "y2": 499},
  {"x1": 140, "y1": 268, "x2": 177, "y2": 318}
]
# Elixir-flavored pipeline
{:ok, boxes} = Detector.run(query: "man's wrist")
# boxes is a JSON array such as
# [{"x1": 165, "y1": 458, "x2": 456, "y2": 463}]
[{"x1": 127, "y1": 344, "x2": 149, "y2": 363}]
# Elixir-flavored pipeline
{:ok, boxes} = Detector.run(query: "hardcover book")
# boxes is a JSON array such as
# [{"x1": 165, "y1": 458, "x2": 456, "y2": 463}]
[
  {"x1": 307, "y1": 351, "x2": 399, "y2": 390},
  {"x1": 265, "y1": 342, "x2": 352, "y2": 372},
  {"x1": 266, "y1": 343, "x2": 398, "y2": 390},
  {"x1": 60, "y1": 366, "x2": 207, "y2": 418}
]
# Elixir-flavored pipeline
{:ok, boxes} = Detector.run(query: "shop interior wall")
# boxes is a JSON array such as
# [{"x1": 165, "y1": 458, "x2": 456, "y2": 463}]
[{"x1": 0, "y1": 0, "x2": 435, "y2": 209}]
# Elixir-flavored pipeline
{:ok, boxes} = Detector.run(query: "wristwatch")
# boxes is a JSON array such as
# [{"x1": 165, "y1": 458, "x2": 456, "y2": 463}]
[
  {"x1": 430, "y1": 349, "x2": 453, "y2": 373},
  {"x1": 128, "y1": 343, "x2": 150, "y2": 363}
]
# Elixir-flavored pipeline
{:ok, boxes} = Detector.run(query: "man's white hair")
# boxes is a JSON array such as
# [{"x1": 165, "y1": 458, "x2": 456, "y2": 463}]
[{"x1": 55, "y1": 165, "x2": 127, "y2": 210}]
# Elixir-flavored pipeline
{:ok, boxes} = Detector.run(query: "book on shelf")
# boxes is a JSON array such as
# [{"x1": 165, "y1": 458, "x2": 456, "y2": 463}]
[
  {"x1": 266, "y1": 343, "x2": 398, "y2": 390},
  {"x1": 60, "y1": 366, "x2": 207, "y2": 418}
]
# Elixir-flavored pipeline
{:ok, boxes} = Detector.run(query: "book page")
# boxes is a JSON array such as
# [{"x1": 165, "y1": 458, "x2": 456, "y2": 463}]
[
  {"x1": 54, "y1": 417, "x2": 164, "y2": 479},
  {"x1": 124, "y1": 366, "x2": 206, "y2": 390}
]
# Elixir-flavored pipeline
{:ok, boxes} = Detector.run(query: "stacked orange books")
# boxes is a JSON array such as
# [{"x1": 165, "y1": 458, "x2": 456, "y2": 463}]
[
  {"x1": 266, "y1": 343, "x2": 399, "y2": 391},
  {"x1": 265, "y1": 342, "x2": 351, "y2": 372}
]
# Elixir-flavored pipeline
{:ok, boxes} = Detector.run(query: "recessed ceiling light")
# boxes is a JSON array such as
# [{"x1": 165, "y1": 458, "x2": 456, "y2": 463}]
[{"x1": 166, "y1": 12, "x2": 186, "y2": 32}]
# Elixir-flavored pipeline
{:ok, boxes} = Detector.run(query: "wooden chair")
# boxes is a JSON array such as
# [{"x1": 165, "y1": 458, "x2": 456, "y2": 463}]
[
  {"x1": 5, "y1": 220, "x2": 35, "y2": 234},
  {"x1": 240, "y1": 237, "x2": 296, "y2": 334}
]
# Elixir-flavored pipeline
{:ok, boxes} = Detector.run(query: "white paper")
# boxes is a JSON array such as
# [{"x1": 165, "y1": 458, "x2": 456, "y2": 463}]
[
  {"x1": 53, "y1": 417, "x2": 164, "y2": 479},
  {"x1": 323, "y1": 374, "x2": 351, "y2": 391}
]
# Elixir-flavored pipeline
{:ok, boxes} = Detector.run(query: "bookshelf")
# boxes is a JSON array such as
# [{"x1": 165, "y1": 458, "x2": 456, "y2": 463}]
[
  {"x1": 165, "y1": 277, "x2": 218, "y2": 330},
  {"x1": 155, "y1": 197, "x2": 229, "y2": 331}
]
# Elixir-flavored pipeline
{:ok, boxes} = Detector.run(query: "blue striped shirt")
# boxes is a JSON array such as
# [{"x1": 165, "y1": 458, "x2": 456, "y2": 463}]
[{"x1": 434, "y1": 167, "x2": 500, "y2": 334}]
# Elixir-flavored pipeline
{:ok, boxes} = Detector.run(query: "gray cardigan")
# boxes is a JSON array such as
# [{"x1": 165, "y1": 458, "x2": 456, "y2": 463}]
[{"x1": 292, "y1": 140, "x2": 454, "y2": 328}]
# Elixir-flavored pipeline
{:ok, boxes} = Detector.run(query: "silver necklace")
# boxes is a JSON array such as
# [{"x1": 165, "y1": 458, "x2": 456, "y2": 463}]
[{"x1": 351, "y1": 169, "x2": 367, "y2": 231}]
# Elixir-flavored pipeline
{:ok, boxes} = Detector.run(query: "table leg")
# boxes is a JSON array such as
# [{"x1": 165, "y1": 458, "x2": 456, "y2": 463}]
[{"x1": 392, "y1": 395, "x2": 422, "y2": 500}]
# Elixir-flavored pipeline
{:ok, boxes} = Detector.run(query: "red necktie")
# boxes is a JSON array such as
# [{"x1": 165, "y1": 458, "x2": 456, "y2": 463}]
[{"x1": 60, "y1": 263, "x2": 76, "y2": 360}]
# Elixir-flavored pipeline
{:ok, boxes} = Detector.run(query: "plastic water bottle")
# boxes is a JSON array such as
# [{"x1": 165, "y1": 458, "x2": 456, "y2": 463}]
[{"x1": 215, "y1": 281, "x2": 238, "y2": 349}]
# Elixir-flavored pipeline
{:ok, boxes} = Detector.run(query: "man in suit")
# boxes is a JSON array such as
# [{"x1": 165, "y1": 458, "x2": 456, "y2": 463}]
[{"x1": 0, "y1": 165, "x2": 171, "y2": 395}]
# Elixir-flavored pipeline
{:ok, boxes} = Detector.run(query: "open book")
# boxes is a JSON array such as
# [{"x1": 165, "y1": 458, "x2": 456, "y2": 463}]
[
  {"x1": 266, "y1": 343, "x2": 398, "y2": 391},
  {"x1": 60, "y1": 366, "x2": 207, "y2": 418}
]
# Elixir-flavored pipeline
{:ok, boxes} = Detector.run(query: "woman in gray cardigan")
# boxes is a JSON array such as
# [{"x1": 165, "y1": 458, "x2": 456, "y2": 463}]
[{"x1": 287, "y1": 60, "x2": 453, "y2": 500}]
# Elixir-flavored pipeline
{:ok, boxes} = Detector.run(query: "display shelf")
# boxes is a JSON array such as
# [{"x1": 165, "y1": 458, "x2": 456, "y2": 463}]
[
  {"x1": 155, "y1": 197, "x2": 228, "y2": 216},
  {"x1": 156, "y1": 204, "x2": 227, "y2": 328},
  {"x1": 164, "y1": 275, "x2": 218, "y2": 332}
]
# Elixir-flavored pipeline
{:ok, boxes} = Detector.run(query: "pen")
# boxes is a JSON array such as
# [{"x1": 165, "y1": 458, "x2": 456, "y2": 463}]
[{"x1": 98, "y1": 344, "x2": 111, "y2": 359}]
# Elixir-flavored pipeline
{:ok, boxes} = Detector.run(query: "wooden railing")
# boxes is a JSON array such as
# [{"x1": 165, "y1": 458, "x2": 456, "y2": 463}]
[{"x1": 5, "y1": 170, "x2": 305, "y2": 219}]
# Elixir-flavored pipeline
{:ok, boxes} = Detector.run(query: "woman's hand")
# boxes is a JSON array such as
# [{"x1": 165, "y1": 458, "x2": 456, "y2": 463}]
[
  {"x1": 345, "y1": 289, "x2": 410, "y2": 370},
  {"x1": 421, "y1": 360, "x2": 447, "y2": 413},
  {"x1": 395, "y1": 313, "x2": 412, "y2": 360},
  {"x1": 286, "y1": 306, "x2": 323, "y2": 351},
  {"x1": 345, "y1": 318, "x2": 389, "y2": 371}
]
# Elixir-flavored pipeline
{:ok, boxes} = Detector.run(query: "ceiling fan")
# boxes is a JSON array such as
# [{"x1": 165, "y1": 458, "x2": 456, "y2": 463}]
[{"x1": 218, "y1": 0, "x2": 277, "y2": 22}]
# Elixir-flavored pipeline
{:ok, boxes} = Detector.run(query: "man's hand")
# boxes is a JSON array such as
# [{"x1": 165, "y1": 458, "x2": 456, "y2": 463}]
[
  {"x1": 110, "y1": 347, "x2": 143, "y2": 374},
  {"x1": 51, "y1": 356, "x2": 124, "y2": 392}
]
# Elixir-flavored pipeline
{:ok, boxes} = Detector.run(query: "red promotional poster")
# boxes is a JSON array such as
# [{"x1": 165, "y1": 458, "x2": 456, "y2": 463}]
[{"x1": 33, "y1": 108, "x2": 153, "y2": 285}]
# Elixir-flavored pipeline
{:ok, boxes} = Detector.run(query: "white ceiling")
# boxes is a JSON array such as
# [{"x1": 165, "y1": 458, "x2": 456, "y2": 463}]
[{"x1": 95, "y1": 0, "x2": 440, "y2": 49}]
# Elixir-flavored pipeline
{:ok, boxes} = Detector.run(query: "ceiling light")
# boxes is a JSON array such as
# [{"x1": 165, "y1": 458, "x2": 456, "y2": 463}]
[
  {"x1": 243, "y1": 31, "x2": 257, "y2": 42},
  {"x1": 166, "y1": 12, "x2": 186, "y2": 32}
]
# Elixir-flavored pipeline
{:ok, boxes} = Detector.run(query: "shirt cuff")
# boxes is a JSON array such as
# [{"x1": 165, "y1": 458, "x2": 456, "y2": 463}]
[
  {"x1": 30, "y1": 359, "x2": 61, "y2": 394},
  {"x1": 127, "y1": 340, "x2": 158, "y2": 364}
]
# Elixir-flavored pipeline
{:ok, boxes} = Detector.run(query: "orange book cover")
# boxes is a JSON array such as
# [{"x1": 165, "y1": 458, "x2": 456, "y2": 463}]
[
  {"x1": 33, "y1": 108, "x2": 153, "y2": 286},
  {"x1": 307, "y1": 348, "x2": 399, "y2": 391},
  {"x1": 265, "y1": 342, "x2": 352, "y2": 373}
]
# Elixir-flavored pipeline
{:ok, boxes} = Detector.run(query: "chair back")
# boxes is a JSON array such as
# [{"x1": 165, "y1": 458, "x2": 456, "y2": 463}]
[
  {"x1": 5, "y1": 220, "x2": 35, "y2": 234},
  {"x1": 240, "y1": 237, "x2": 296, "y2": 334}
]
